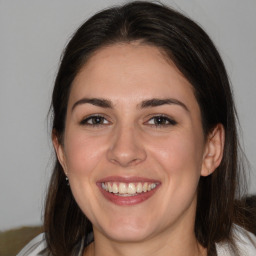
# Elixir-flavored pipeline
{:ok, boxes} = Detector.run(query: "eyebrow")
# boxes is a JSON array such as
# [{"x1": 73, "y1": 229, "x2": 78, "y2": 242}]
[
  {"x1": 71, "y1": 97, "x2": 189, "y2": 112},
  {"x1": 72, "y1": 98, "x2": 113, "y2": 111},
  {"x1": 139, "y1": 98, "x2": 189, "y2": 112}
]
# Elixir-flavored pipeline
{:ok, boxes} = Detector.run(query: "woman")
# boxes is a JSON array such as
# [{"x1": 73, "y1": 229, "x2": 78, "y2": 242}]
[{"x1": 18, "y1": 1, "x2": 256, "y2": 256}]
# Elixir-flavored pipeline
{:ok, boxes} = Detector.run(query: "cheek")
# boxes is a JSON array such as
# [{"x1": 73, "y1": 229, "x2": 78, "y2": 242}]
[
  {"x1": 149, "y1": 131, "x2": 204, "y2": 205},
  {"x1": 63, "y1": 131, "x2": 108, "y2": 220},
  {"x1": 150, "y1": 131, "x2": 203, "y2": 173},
  {"x1": 64, "y1": 131, "x2": 107, "y2": 176}
]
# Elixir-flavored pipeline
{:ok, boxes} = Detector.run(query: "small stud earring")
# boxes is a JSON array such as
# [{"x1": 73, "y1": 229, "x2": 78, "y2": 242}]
[{"x1": 65, "y1": 174, "x2": 70, "y2": 186}]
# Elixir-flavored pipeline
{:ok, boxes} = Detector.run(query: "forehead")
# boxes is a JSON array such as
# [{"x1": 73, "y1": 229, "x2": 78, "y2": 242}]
[{"x1": 69, "y1": 43, "x2": 198, "y2": 110}]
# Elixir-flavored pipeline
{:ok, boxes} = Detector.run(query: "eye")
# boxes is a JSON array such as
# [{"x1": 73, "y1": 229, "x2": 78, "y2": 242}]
[
  {"x1": 80, "y1": 115, "x2": 110, "y2": 126},
  {"x1": 146, "y1": 115, "x2": 177, "y2": 127}
]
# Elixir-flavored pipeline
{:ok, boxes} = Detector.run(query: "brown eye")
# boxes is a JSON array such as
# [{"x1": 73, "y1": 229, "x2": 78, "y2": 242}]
[
  {"x1": 80, "y1": 115, "x2": 109, "y2": 126},
  {"x1": 147, "y1": 115, "x2": 177, "y2": 127}
]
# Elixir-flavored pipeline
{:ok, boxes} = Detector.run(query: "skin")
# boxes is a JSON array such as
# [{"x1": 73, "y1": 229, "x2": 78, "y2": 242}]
[{"x1": 53, "y1": 43, "x2": 224, "y2": 256}]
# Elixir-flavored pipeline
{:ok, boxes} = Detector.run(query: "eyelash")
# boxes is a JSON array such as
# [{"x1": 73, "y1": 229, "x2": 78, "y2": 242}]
[
  {"x1": 80, "y1": 114, "x2": 177, "y2": 127},
  {"x1": 146, "y1": 115, "x2": 177, "y2": 127},
  {"x1": 80, "y1": 115, "x2": 110, "y2": 126}
]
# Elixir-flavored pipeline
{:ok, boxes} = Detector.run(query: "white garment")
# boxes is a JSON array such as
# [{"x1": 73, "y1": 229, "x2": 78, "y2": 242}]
[
  {"x1": 16, "y1": 233, "x2": 84, "y2": 256},
  {"x1": 17, "y1": 227, "x2": 256, "y2": 256},
  {"x1": 216, "y1": 226, "x2": 256, "y2": 256},
  {"x1": 16, "y1": 234, "x2": 49, "y2": 256}
]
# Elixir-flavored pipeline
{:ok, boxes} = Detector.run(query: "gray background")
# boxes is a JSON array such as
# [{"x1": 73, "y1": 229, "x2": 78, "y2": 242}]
[{"x1": 1, "y1": 0, "x2": 255, "y2": 231}]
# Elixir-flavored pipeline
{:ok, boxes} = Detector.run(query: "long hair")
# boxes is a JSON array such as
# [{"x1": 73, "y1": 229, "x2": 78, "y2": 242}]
[{"x1": 45, "y1": 1, "x2": 252, "y2": 255}]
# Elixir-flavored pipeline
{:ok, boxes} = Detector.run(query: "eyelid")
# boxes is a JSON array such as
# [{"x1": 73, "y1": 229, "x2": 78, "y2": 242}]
[
  {"x1": 79, "y1": 113, "x2": 177, "y2": 127},
  {"x1": 79, "y1": 114, "x2": 112, "y2": 126},
  {"x1": 144, "y1": 114, "x2": 177, "y2": 127}
]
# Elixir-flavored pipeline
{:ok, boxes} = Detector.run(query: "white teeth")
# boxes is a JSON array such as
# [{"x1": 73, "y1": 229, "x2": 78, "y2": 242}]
[
  {"x1": 136, "y1": 182, "x2": 143, "y2": 193},
  {"x1": 108, "y1": 183, "x2": 112, "y2": 193},
  {"x1": 112, "y1": 183, "x2": 118, "y2": 193},
  {"x1": 148, "y1": 183, "x2": 156, "y2": 191},
  {"x1": 101, "y1": 181, "x2": 158, "y2": 195},
  {"x1": 127, "y1": 183, "x2": 136, "y2": 194},
  {"x1": 119, "y1": 183, "x2": 127, "y2": 194},
  {"x1": 151, "y1": 183, "x2": 156, "y2": 189},
  {"x1": 143, "y1": 182, "x2": 148, "y2": 192}
]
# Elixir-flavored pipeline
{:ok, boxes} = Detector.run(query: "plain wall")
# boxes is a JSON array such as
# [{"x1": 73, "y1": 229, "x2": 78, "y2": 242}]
[{"x1": 1, "y1": 0, "x2": 256, "y2": 230}]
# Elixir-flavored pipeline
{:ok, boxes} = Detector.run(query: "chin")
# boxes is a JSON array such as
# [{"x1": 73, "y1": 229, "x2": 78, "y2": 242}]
[{"x1": 98, "y1": 217, "x2": 155, "y2": 242}]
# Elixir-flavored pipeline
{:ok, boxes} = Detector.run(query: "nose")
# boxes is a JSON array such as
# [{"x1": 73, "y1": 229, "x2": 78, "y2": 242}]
[{"x1": 107, "y1": 125, "x2": 147, "y2": 167}]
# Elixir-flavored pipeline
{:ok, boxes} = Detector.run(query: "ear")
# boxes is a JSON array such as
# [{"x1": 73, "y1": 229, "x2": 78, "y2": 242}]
[
  {"x1": 52, "y1": 130, "x2": 68, "y2": 175},
  {"x1": 201, "y1": 124, "x2": 225, "y2": 177}
]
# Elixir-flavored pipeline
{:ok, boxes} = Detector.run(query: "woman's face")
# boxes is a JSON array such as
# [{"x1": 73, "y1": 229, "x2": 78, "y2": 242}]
[{"x1": 54, "y1": 43, "x2": 216, "y2": 243}]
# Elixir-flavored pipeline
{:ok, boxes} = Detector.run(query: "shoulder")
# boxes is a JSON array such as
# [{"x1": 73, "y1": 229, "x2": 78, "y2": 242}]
[
  {"x1": 16, "y1": 233, "x2": 49, "y2": 256},
  {"x1": 234, "y1": 226, "x2": 256, "y2": 256},
  {"x1": 216, "y1": 225, "x2": 256, "y2": 256},
  {"x1": 17, "y1": 233, "x2": 86, "y2": 256}
]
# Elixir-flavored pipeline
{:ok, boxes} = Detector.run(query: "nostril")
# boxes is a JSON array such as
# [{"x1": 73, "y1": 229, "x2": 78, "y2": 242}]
[
  {"x1": 107, "y1": 148, "x2": 147, "y2": 167},
  {"x1": 109, "y1": 155, "x2": 142, "y2": 167}
]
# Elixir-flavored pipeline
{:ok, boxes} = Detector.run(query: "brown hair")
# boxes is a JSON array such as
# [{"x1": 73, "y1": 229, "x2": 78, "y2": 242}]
[{"x1": 45, "y1": 1, "x2": 253, "y2": 255}]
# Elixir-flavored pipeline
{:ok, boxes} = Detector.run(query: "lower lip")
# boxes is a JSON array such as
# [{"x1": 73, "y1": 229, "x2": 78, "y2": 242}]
[{"x1": 97, "y1": 184, "x2": 160, "y2": 206}]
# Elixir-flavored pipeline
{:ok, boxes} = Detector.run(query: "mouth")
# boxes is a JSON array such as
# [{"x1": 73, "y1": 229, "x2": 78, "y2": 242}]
[
  {"x1": 101, "y1": 181, "x2": 158, "y2": 196},
  {"x1": 97, "y1": 177, "x2": 160, "y2": 206}
]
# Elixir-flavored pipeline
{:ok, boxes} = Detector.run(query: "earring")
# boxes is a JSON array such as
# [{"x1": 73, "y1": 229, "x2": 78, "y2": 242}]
[{"x1": 65, "y1": 174, "x2": 70, "y2": 186}]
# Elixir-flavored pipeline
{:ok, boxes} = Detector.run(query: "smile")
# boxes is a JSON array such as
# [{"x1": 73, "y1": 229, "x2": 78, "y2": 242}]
[
  {"x1": 97, "y1": 177, "x2": 160, "y2": 206},
  {"x1": 101, "y1": 182, "x2": 158, "y2": 196}
]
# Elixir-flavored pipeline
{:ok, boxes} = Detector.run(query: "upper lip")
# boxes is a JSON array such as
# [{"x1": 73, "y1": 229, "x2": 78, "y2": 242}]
[{"x1": 97, "y1": 176, "x2": 160, "y2": 184}]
